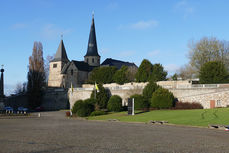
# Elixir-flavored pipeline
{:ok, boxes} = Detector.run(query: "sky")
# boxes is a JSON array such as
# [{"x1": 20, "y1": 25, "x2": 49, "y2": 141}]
[{"x1": 1, "y1": 0, "x2": 229, "y2": 95}]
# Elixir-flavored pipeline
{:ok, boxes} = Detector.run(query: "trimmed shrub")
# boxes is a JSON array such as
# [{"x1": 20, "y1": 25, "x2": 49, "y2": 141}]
[
  {"x1": 76, "y1": 99, "x2": 95, "y2": 117},
  {"x1": 72, "y1": 100, "x2": 83, "y2": 114},
  {"x1": 130, "y1": 94, "x2": 149, "y2": 110},
  {"x1": 90, "y1": 110, "x2": 107, "y2": 116},
  {"x1": 174, "y1": 102, "x2": 203, "y2": 109},
  {"x1": 107, "y1": 95, "x2": 122, "y2": 112},
  {"x1": 151, "y1": 87, "x2": 174, "y2": 109}
]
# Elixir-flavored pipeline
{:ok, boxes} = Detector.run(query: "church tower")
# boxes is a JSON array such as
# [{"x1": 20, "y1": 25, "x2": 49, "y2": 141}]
[
  {"x1": 48, "y1": 37, "x2": 69, "y2": 87},
  {"x1": 84, "y1": 13, "x2": 100, "y2": 66}
]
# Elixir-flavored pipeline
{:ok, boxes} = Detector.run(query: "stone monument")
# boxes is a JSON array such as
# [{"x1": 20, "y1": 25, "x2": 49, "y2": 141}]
[{"x1": 0, "y1": 65, "x2": 4, "y2": 98}]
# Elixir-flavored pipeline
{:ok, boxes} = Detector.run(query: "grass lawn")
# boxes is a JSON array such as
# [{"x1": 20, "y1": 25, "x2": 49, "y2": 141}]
[{"x1": 88, "y1": 108, "x2": 229, "y2": 127}]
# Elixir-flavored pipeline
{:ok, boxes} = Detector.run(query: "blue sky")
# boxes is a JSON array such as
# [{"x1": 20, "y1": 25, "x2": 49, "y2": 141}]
[{"x1": 1, "y1": 0, "x2": 229, "y2": 94}]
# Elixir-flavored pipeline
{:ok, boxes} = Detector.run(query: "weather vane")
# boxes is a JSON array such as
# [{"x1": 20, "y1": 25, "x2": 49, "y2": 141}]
[{"x1": 61, "y1": 34, "x2": 63, "y2": 40}]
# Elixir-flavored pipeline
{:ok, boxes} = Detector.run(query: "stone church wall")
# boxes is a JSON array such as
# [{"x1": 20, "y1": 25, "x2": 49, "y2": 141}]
[{"x1": 64, "y1": 63, "x2": 88, "y2": 88}]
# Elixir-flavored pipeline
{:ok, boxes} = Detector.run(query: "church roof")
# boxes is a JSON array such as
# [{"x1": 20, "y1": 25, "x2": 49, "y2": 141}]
[
  {"x1": 101, "y1": 58, "x2": 138, "y2": 69},
  {"x1": 85, "y1": 14, "x2": 100, "y2": 57},
  {"x1": 52, "y1": 39, "x2": 69, "y2": 62},
  {"x1": 61, "y1": 60, "x2": 95, "y2": 74}
]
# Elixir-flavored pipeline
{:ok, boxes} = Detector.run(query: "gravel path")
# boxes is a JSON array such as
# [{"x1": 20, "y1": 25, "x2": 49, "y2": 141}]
[{"x1": 0, "y1": 111, "x2": 229, "y2": 153}]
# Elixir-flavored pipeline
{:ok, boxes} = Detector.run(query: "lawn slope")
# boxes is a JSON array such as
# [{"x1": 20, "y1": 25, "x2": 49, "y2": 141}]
[{"x1": 88, "y1": 108, "x2": 229, "y2": 127}]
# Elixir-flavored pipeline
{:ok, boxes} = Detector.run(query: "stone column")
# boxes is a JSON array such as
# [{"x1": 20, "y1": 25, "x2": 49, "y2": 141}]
[{"x1": 0, "y1": 67, "x2": 4, "y2": 98}]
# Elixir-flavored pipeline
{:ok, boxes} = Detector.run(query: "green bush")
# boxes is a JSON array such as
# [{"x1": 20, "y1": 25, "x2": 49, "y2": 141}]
[
  {"x1": 107, "y1": 95, "x2": 122, "y2": 112},
  {"x1": 90, "y1": 110, "x2": 107, "y2": 116},
  {"x1": 113, "y1": 66, "x2": 129, "y2": 85},
  {"x1": 90, "y1": 84, "x2": 110, "y2": 109},
  {"x1": 143, "y1": 81, "x2": 159, "y2": 101},
  {"x1": 72, "y1": 100, "x2": 83, "y2": 114},
  {"x1": 72, "y1": 99, "x2": 95, "y2": 117},
  {"x1": 130, "y1": 94, "x2": 149, "y2": 110},
  {"x1": 151, "y1": 87, "x2": 174, "y2": 109}
]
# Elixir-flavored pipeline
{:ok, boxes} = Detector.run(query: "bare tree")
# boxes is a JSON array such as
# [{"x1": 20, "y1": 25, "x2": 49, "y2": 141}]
[
  {"x1": 27, "y1": 42, "x2": 46, "y2": 108},
  {"x1": 44, "y1": 54, "x2": 54, "y2": 83},
  {"x1": 188, "y1": 37, "x2": 229, "y2": 71}
]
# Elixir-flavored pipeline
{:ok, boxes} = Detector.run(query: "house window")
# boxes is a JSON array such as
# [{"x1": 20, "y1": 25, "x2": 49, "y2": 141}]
[
  {"x1": 53, "y1": 64, "x2": 57, "y2": 68},
  {"x1": 217, "y1": 100, "x2": 221, "y2": 107},
  {"x1": 87, "y1": 58, "x2": 89, "y2": 63},
  {"x1": 92, "y1": 58, "x2": 94, "y2": 63},
  {"x1": 97, "y1": 59, "x2": 99, "y2": 63},
  {"x1": 71, "y1": 69, "x2": 73, "y2": 76}
]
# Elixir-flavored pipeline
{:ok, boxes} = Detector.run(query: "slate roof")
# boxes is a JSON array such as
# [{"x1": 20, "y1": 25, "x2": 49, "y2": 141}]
[
  {"x1": 101, "y1": 58, "x2": 138, "y2": 69},
  {"x1": 52, "y1": 39, "x2": 69, "y2": 62},
  {"x1": 85, "y1": 14, "x2": 100, "y2": 57},
  {"x1": 61, "y1": 60, "x2": 96, "y2": 74}
]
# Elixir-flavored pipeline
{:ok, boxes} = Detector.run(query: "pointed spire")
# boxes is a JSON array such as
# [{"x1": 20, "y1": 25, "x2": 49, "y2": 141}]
[
  {"x1": 52, "y1": 37, "x2": 69, "y2": 62},
  {"x1": 85, "y1": 13, "x2": 100, "y2": 57}
]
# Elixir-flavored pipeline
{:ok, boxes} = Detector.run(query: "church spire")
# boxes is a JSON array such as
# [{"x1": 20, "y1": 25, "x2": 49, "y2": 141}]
[
  {"x1": 52, "y1": 36, "x2": 69, "y2": 62},
  {"x1": 85, "y1": 13, "x2": 100, "y2": 57}
]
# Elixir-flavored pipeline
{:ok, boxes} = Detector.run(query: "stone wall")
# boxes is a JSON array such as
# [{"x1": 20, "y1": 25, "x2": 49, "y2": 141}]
[
  {"x1": 42, "y1": 88, "x2": 69, "y2": 110},
  {"x1": 69, "y1": 81, "x2": 229, "y2": 109}
]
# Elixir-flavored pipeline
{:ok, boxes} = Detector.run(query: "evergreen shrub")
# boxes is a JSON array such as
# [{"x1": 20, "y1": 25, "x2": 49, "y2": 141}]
[
  {"x1": 107, "y1": 95, "x2": 122, "y2": 112},
  {"x1": 72, "y1": 100, "x2": 83, "y2": 114},
  {"x1": 130, "y1": 94, "x2": 149, "y2": 110},
  {"x1": 151, "y1": 87, "x2": 174, "y2": 109}
]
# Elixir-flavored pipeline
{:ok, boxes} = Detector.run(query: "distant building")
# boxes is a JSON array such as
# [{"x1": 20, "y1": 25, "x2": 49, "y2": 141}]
[{"x1": 48, "y1": 15, "x2": 137, "y2": 88}]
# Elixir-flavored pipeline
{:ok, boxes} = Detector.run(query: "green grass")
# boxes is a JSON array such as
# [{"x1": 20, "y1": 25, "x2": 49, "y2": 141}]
[{"x1": 88, "y1": 108, "x2": 229, "y2": 127}]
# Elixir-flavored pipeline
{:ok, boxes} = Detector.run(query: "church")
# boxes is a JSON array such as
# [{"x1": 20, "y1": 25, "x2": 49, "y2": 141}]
[{"x1": 48, "y1": 15, "x2": 137, "y2": 88}]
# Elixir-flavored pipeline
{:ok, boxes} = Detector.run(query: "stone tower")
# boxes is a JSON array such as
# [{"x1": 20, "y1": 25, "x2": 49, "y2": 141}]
[
  {"x1": 48, "y1": 38, "x2": 69, "y2": 87},
  {"x1": 84, "y1": 14, "x2": 100, "y2": 66}
]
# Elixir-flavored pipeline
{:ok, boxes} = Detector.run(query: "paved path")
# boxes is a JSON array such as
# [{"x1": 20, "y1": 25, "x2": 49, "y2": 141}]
[{"x1": 0, "y1": 111, "x2": 229, "y2": 153}]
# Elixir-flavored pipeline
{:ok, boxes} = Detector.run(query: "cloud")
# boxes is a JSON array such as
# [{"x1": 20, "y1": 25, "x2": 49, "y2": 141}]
[
  {"x1": 164, "y1": 64, "x2": 180, "y2": 74},
  {"x1": 119, "y1": 20, "x2": 159, "y2": 30},
  {"x1": 174, "y1": 0, "x2": 194, "y2": 19},
  {"x1": 40, "y1": 24, "x2": 72, "y2": 40},
  {"x1": 106, "y1": 2, "x2": 118, "y2": 11},
  {"x1": 11, "y1": 23, "x2": 27, "y2": 30},
  {"x1": 119, "y1": 50, "x2": 135, "y2": 56},
  {"x1": 100, "y1": 48, "x2": 109, "y2": 55},
  {"x1": 148, "y1": 50, "x2": 160, "y2": 57}
]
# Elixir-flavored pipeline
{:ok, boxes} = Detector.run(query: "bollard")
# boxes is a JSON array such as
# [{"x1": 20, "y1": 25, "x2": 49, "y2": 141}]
[{"x1": 38, "y1": 113, "x2": 41, "y2": 117}]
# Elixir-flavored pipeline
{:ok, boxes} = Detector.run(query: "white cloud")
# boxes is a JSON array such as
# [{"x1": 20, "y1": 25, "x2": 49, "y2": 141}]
[
  {"x1": 11, "y1": 23, "x2": 27, "y2": 30},
  {"x1": 174, "y1": 0, "x2": 194, "y2": 19},
  {"x1": 106, "y1": 2, "x2": 119, "y2": 11},
  {"x1": 164, "y1": 64, "x2": 180, "y2": 74},
  {"x1": 119, "y1": 19, "x2": 159, "y2": 30},
  {"x1": 131, "y1": 20, "x2": 158, "y2": 30},
  {"x1": 119, "y1": 50, "x2": 135, "y2": 56},
  {"x1": 100, "y1": 48, "x2": 109, "y2": 55},
  {"x1": 41, "y1": 24, "x2": 72, "y2": 40},
  {"x1": 148, "y1": 50, "x2": 160, "y2": 57}
]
